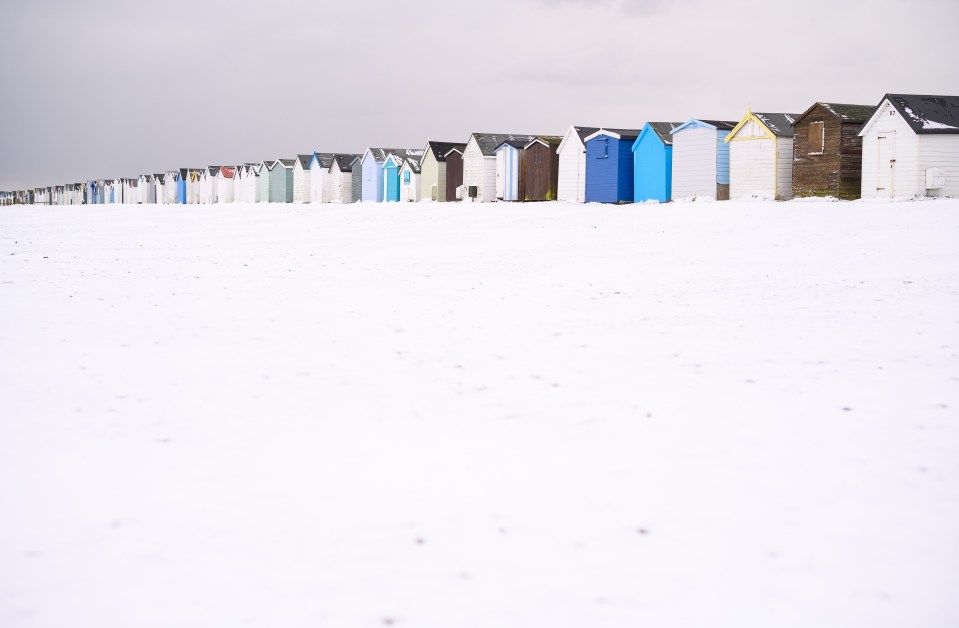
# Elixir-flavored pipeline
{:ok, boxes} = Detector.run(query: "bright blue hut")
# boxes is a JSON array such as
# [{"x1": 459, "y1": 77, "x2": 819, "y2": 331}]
[
  {"x1": 584, "y1": 128, "x2": 643, "y2": 203},
  {"x1": 631, "y1": 122, "x2": 682, "y2": 203},
  {"x1": 381, "y1": 153, "x2": 403, "y2": 202},
  {"x1": 177, "y1": 169, "x2": 188, "y2": 204}
]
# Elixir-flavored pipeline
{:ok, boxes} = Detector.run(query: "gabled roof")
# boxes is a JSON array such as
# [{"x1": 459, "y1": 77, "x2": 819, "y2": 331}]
[
  {"x1": 795, "y1": 102, "x2": 876, "y2": 124},
  {"x1": 310, "y1": 152, "x2": 336, "y2": 169},
  {"x1": 631, "y1": 122, "x2": 684, "y2": 151},
  {"x1": 296, "y1": 154, "x2": 314, "y2": 169},
  {"x1": 220, "y1": 166, "x2": 236, "y2": 178},
  {"x1": 584, "y1": 127, "x2": 644, "y2": 142},
  {"x1": 426, "y1": 141, "x2": 467, "y2": 162},
  {"x1": 402, "y1": 157, "x2": 422, "y2": 174},
  {"x1": 753, "y1": 112, "x2": 798, "y2": 137},
  {"x1": 468, "y1": 133, "x2": 539, "y2": 156},
  {"x1": 524, "y1": 135, "x2": 563, "y2": 150},
  {"x1": 882, "y1": 94, "x2": 959, "y2": 134},
  {"x1": 493, "y1": 139, "x2": 529, "y2": 152},
  {"x1": 363, "y1": 147, "x2": 425, "y2": 164},
  {"x1": 332, "y1": 153, "x2": 361, "y2": 172},
  {"x1": 557, "y1": 125, "x2": 602, "y2": 154},
  {"x1": 647, "y1": 122, "x2": 683, "y2": 145},
  {"x1": 276, "y1": 158, "x2": 296, "y2": 169},
  {"x1": 670, "y1": 119, "x2": 737, "y2": 134}
]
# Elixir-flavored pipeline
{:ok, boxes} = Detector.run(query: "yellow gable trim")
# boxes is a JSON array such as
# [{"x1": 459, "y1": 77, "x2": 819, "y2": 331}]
[{"x1": 724, "y1": 110, "x2": 775, "y2": 142}]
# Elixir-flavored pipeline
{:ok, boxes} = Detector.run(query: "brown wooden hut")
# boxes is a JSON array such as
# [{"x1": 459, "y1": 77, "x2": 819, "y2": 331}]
[
  {"x1": 444, "y1": 146, "x2": 465, "y2": 201},
  {"x1": 791, "y1": 102, "x2": 875, "y2": 200},
  {"x1": 519, "y1": 136, "x2": 562, "y2": 201}
]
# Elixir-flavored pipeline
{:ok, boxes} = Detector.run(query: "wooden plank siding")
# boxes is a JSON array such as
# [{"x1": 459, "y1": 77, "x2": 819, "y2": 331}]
[
  {"x1": 793, "y1": 104, "x2": 865, "y2": 199},
  {"x1": 445, "y1": 150, "x2": 464, "y2": 201},
  {"x1": 519, "y1": 140, "x2": 560, "y2": 201}
]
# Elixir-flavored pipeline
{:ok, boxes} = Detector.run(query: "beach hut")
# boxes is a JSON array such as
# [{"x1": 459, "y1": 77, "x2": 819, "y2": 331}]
[
  {"x1": 236, "y1": 163, "x2": 260, "y2": 203},
  {"x1": 494, "y1": 139, "x2": 527, "y2": 201},
  {"x1": 329, "y1": 154, "x2": 360, "y2": 203},
  {"x1": 859, "y1": 94, "x2": 959, "y2": 198},
  {"x1": 199, "y1": 167, "x2": 220, "y2": 203},
  {"x1": 630, "y1": 122, "x2": 682, "y2": 203},
  {"x1": 138, "y1": 174, "x2": 157, "y2": 204},
  {"x1": 293, "y1": 154, "x2": 314, "y2": 203},
  {"x1": 557, "y1": 125, "x2": 601, "y2": 203},
  {"x1": 216, "y1": 166, "x2": 235, "y2": 203},
  {"x1": 419, "y1": 141, "x2": 466, "y2": 201},
  {"x1": 444, "y1": 146, "x2": 465, "y2": 201},
  {"x1": 257, "y1": 161, "x2": 273, "y2": 202},
  {"x1": 791, "y1": 102, "x2": 875, "y2": 200},
  {"x1": 361, "y1": 148, "x2": 424, "y2": 202},
  {"x1": 269, "y1": 159, "x2": 295, "y2": 203},
  {"x1": 725, "y1": 109, "x2": 798, "y2": 200},
  {"x1": 670, "y1": 119, "x2": 736, "y2": 200},
  {"x1": 400, "y1": 157, "x2": 421, "y2": 202},
  {"x1": 381, "y1": 153, "x2": 404, "y2": 202},
  {"x1": 309, "y1": 152, "x2": 335, "y2": 203},
  {"x1": 584, "y1": 128, "x2": 643, "y2": 203},
  {"x1": 519, "y1": 136, "x2": 562, "y2": 201},
  {"x1": 352, "y1": 158, "x2": 363, "y2": 202},
  {"x1": 462, "y1": 133, "x2": 538, "y2": 203}
]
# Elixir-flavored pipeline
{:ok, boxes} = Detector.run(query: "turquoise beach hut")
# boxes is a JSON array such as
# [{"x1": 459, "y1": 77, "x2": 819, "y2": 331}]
[{"x1": 382, "y1": 153, "x2": 403, "y2": 202}]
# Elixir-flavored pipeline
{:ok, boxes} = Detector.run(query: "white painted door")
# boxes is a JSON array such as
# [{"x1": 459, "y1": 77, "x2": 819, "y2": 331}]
[{"x1": 876, "y1": 131, "x2": 896, "y2": 197}]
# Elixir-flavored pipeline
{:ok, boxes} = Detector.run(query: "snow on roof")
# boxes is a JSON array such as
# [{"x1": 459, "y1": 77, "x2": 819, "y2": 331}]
[
  {"x1": 332, "y1": 153, "x2": 361, "y2": 172},
  {"x1": 470, "y1": 133, "x2": 540, "y2": 156},
  {"x1": 646, "y1": 122, "x2": 684, "y2": 145},
  {"x1": 816, "y1": 103, "x2": 876, "y2": 123},
  {"x1": 885, "y1": 94, "x2": 959, "y2": 134},
  {"x1": 754, "y1": 113, "x2": 799, "y2": 137},
  {"x1": 426, "y1": 141, "x2": 467, "y2": 162}
]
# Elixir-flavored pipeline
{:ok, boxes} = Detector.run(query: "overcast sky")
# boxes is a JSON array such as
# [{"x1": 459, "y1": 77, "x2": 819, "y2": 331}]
[{"x1": 2, "y1": 0, "x2": 957, "y2": 189}]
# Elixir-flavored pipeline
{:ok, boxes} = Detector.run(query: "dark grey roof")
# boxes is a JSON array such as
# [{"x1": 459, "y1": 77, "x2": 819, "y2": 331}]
[
  {"x1": 426, "y1": 141, "x2": 467, "y2": 162},
  {"x1": 799, "y1": 103, "x2": 876, "y2": 123},
  {"x1": 403, "y1": 157, "x2": 422, "y2": 174},
  {"x1": 208, "y1": 166, "x2": 220, "y2": 176},
  {"x1": 573, "y1": 126, "x2": 601, "y2": 142},
  {"x1": 276, "y1": 158, "x2": 296, "y2": 168},
  {"x1": 311, "y1": 152, "x2": 336, "y2": 168},
  {"x1": 524, "y1": 135, "x2": 563, "y2": 149},
  {"x1": 470, "y1": 133, "x2": 539, "y2": 156},
  {"x1": 646, "y1": 122, "x2": 684, "y2": 145},
  {"x1": 494, "y1": 139, "x2": 529, "y2": 151},
  {"x1": 753, "y1": 113, "x2": 799, "y2": 137},
  {"x1": 332, "y1": 153, "x2": 361, "y2": 172},
  {"x1": 296, "y1": 154, "x2": 314, "y2": 169},
  {"x1": 884, "y1": 94, "x2": 959, "y2": 134},
  {"x1": 365, "y1": 147, "x2": 425, "y2": 163}
]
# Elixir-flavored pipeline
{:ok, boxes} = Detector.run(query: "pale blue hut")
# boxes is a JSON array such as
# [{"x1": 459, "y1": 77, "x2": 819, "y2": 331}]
[
  {"x1": 269, "y1": 159, "x2": 296, "y2": 203},
  {"x1": 361, "y1": 148, "x2": 425, "y2": 202},
  {"x1": 670, "y1": 119, "x2": 736, "y2": 200}
]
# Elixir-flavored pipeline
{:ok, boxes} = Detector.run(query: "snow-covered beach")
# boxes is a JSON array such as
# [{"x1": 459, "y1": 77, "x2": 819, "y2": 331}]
[{"x1": 1, "y1": 200, "x2": 957, "y2": 627}]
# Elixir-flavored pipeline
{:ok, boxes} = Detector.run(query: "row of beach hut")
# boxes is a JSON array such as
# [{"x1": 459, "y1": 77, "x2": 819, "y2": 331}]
[{"x1": 4, "y1": 94, "x2": 958, "y2": 207}]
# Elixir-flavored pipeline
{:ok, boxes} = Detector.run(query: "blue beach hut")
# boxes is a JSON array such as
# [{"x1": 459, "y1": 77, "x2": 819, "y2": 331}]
[
  {"x1": 631, "y1": 122, "x2": 682, "y2": 203},
  {"x1": 382, "y1": 153, "x2": 402, "y2": 202},
  {"x1": 584, "y1": 128, "x2": 643, "y2": 203}
]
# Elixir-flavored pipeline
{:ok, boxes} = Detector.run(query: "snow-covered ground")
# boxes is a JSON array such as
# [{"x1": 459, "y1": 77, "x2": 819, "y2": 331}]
[{"x1": 1, "y1": 200, "x2": 957, "y2": 628}]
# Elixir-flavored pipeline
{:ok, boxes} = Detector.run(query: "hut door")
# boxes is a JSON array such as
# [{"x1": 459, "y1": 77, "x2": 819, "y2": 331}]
[{"x1": 876, "y1": 132, "x2": 896, "y2": 197}]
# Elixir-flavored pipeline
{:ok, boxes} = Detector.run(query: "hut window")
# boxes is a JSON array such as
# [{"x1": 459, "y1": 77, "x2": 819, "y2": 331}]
[{"x1": 808, "y1": 122, "x2": 824, "y2": 155}]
